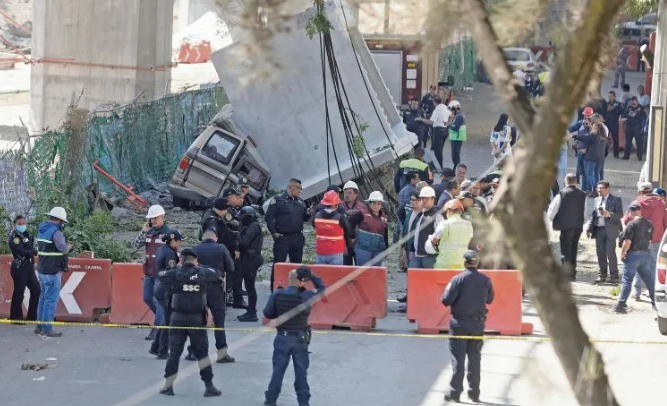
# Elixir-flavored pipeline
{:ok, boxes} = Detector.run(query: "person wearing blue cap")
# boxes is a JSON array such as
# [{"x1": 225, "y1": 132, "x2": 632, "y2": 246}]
[
  {"x1": 441, "y1": 250, "x2": 494, "y2": 403},
  {"x1": 654, "y1": 187, "x2": 667, "y2": 203},
  {"x1": 158, "y1": 248, "x2": 221, "y2": 397}
]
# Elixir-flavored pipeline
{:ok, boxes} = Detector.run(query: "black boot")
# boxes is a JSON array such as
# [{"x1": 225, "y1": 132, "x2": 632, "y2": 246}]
[
  {"x1": 145, "y1": 328, "x2": 157, "y2": 341},
  {"x1": 232, "y1": 300, "x2": 248, "y2": 309},
  {"x1": 216, "y1": 347, "x2": 236, "y2": 363},
  {"x1": 237, "y1": 311, "x2": 258, "y2": 322},
  {"x1": 204, "y1": 381, "x2": 221, "y2": 397},
  {"x1": 160, "y1": 376, "x2": 175, "y2": 396}
]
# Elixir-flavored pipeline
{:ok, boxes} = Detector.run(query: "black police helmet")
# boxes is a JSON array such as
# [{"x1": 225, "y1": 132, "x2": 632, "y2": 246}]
[
  {"x1": 295, "y1": 266, "x2": 312, "y2": 281},
  {"x1": 463, "y1": 250, "x2": 479, "y2": 267},
  {"x1": 239, "y1": 206, "x2": 258, "y2": 222},
  {"x1": 213, "y1": 197, "x2": 229, "y2": 210}
]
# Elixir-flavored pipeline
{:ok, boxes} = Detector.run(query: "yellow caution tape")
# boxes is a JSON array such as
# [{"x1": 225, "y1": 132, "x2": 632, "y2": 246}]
[{"x1": 2, "y1": 318, "x2": 667, "y2": 344}]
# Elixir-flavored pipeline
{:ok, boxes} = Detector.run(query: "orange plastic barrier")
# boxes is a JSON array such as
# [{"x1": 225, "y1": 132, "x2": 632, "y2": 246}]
[
  {"x1": 109, "y1": 263, "x2": 154, "y2": 325},
  {"x1": 272, "y1": 263, "x2": 388, "y2": 331},
  {"x1": 407, "y1": 269, "x2": 533, "y2": 335},
  {"x1": 178, "y1": 40, "x2": 212, "y2": 64},
  {"x1": 0, "y1": 255, "x2": 112, "y2": 322}
]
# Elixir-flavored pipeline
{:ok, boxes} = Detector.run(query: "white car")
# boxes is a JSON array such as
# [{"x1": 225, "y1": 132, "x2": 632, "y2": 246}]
[
  {"x1": 657, "y1": 231, "x2": 667, "y2": 334},
  {"x1": 503, "y1": 47, "x2": 541, "y2": 72}
]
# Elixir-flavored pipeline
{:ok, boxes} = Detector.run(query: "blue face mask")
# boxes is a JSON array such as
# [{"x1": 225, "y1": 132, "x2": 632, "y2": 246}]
[{"x1": 16, "y1": 225, "x2": 27, "y2": 233}]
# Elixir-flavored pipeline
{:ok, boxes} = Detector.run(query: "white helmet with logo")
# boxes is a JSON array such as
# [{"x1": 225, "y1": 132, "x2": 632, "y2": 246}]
[
  {"x1": 46, "y1": 207, "x2": 68, "y2": 223},
  {"x1": 343, "y1": 180, "x2": 359, "y2": 191},
  {"x1": 146, "y1": 204, "x2": 166, "y2": 219},
  {"x1": 449, "y1": 100, "x2": 461, "y2": 109},
  {"x1": 419, "y1": 186, "x2": 436, "y2": 198}
]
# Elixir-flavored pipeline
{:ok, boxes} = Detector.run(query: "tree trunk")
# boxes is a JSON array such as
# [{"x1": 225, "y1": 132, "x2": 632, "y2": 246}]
[{"x1": 462, "y1": 0, "x2": 626, "y2": 404}]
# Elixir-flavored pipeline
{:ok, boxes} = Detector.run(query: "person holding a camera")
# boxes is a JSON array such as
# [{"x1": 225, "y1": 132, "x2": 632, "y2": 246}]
[{"x1": 263, "y1": 266, "x2": 325, "y2": 406}]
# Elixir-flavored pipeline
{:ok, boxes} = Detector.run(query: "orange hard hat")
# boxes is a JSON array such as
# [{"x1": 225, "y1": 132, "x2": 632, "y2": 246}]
[
  {"x1": 320, "y1": 190, "x2": 342, "y2": 207},
  {"x1": 444, "y1": 199, "x2": 464, "y2": 212},
  {"x1": 582, "y1": 107, "x2": 594, "y2": 117}
]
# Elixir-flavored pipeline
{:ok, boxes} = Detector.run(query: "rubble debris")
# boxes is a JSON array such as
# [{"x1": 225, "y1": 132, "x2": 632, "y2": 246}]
[{"x1": 22, "y1": 362, "x2": 56, "y2": 371}]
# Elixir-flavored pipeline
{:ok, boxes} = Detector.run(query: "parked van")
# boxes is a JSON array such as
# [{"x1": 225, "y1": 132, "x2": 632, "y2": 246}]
[{"x1": 169, "y1": 105, "x2": 271, "y2": 208}]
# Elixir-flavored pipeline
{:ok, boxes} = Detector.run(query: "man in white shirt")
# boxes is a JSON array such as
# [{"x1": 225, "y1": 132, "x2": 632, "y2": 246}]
[
  {"x1": 419, "y1": 96, "x2": 451, "y2": 168},
  {"x1": 637, "y1": 85, "x2": 650, "y2": 108}
]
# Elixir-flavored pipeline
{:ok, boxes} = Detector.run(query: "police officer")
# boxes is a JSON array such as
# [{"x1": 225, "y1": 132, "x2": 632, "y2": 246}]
[
  {"x1": 158, "y1": 249, "x2": 221, "y2": 397},
  {"x1": 237, "y1": 206, "x2": 264, "y2": 322},
  {"x1": 265, "y1": 178, "x2": 312, "y2": 291},
  {"x1": 8, "y1": 215, "x2": 40, "y2": 322},
  {"x1": 224, "y1": 188, "x2": 247, "y2": 308},
  {"x1": 263, "y1": 266, "x2": 325, "y2": 406},
  {"x1": 441, "y1": 251, "x2": 494, "y2": 403},
  {"x1": 150, "y1": 230, "x2": 183, "y2": 359},
  {"x1": 192, "y1": 229, "x2": 236, "y2": 363},
  {"x1": 199, "y1": 196, "x2": 244, "y2": 308}
]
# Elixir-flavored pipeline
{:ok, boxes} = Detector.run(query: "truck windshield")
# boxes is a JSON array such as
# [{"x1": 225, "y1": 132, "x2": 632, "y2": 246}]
[{"x1": 201, "y1": 130, "x2": 241, "y2": 166}]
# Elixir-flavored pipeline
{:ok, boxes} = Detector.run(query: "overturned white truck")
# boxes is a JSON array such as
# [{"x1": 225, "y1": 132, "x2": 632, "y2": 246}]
[{"x1": 169, "y1": 1, "x2": 416, "y2": 206}]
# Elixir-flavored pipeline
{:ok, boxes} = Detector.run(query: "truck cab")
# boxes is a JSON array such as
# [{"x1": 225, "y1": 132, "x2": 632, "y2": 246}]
[{"x1": 169, "y1": 105, "x2": 271, "y2": 208}]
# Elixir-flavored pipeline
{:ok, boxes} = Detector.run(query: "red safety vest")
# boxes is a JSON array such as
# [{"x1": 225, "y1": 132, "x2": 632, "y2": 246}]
[
  {"x1": 314, "y1": 213, "x2": 345, "y2": 255},
  {"x1": 143, "y1": 228, "x2": 169, "y2": 276}
]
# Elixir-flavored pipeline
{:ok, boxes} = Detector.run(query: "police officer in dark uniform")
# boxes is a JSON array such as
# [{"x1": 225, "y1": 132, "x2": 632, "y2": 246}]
[
  {"x1": 158, "y1": 249, "x2": 221, "y2": 397},
  {"x1": 263, "y1": 266, "x2": 325, "y2": 406},
  {"x1": 199, "y1": 195, "x2": 245, "y2": 308},
  {"x1": 224, "y1": 187, "x2": 248, "y2": 308},
  {"x1": 191, "y1": 229, "x2": 236, "y2": 363},
  {"x1": 150, "y1": 230, "x2": 183, "y2": 359},
  {"x1": 265, "y1": 178, "x2": 312, "y2": 291},
  {"x1": 8, "y1": 215, "x2": 40, "y2": 321},
  {"x1": 441, "y1": 251, "x2": 494, "y2": 403}
]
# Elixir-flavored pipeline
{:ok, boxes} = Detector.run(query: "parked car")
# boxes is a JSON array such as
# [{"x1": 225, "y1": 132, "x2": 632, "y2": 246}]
[
  {"x1": 656, "y1": 228, "x2": 667, "y2": 335},
  {"x1": 169, "y1": 105, "x2": 271, "y2": 209},
  {"x1": 503, "y1": 47, "x2": 541, "y2": 72}
]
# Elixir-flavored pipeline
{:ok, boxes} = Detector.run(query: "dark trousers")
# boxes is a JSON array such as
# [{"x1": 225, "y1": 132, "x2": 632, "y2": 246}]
[
  {"x1": 207, "y1": 284, "x2": 228, "y2": 350},
  {"x1": 608, "y1": 127, "x2": 620, "y2": 157},
  {"x1": 432, "y1": 127, "x2": 448, "y2": 168},
  {"x1": 560, "y1": 228, "x2": 582, "y2": 276},
  {"x1": 624, "y1": 127, "x2": 645, "y2": 159},
  {"x1": 451, "y1": 140, "x2": 463, "y2": 169},
  {"x1": 242, "y1": 258, "x2": 261, "y2": 313},
  {"x1": 231, "y1": 258, "x2": 244, "y2": 305},
  {"x1": 271, "y1": 234, "x2": 305, "y2": 292},
  {"x1": 151, "y1": 301, "x2": 171, "y2": 356},
  {"x1": 448, "y1": 319, "x2": 484, "y2": 399},
  {"x1": 265, "y1": 333, "x2": 310, "y2": 405},
  {"x1": 165, "y1": 327, "x2": 213, "y2": 383},
  {"x1": 10, "y1": 260, "x2": 40, "y2": 321},
  {"x1": 343, "y1": 246, "x2": 356, "y2": 266},
  {"x1": 595, "y1": 227, "x2": 618, "y2": 278}
]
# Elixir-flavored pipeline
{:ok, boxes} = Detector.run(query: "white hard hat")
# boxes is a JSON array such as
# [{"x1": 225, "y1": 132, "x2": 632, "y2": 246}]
[
  {"x1": 367, "y1": 191, "x2": 385, "y2": 202},
  {"x1": 46, "y1": 207, "x2": 68, "y2": 223},
  {"x1": 343, "y1": 180, "x2": 359, "y2": 191},
  {"x1": 146, "y1": 204, "x2": 166, "y2": 219},
  {"x1": 419, "y1": 186, "x2": 436, "y2": 198},
  {"x1": 449, "y1": 100, "x2": 461, "y2": 109}
]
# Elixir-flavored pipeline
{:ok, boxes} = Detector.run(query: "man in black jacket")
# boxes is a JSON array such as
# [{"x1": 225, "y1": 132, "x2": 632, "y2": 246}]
[
  {"x1": 553, "y1": 174, "x2": 587, "y2": 281},
  {"x1": 622, "y1": 97, "x2": 648, "y2": 161},
  {"x1": 192, "y1": 230, "x2": 236, "y2": 363},
  {"x1": 587, "y1": 181, "x2": 623, "y2": 284},
  {"x1": 237, "y1": 206, "x2": 265, "y2": 322}
]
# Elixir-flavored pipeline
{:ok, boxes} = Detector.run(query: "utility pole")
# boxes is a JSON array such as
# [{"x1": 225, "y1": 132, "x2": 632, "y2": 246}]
[{"x1": 648, "y1": 0, "x2": 667, "y2": 185}]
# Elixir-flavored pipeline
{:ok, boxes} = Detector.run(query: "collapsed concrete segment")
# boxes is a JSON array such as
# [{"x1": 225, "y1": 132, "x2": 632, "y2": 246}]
[{"x1": 210, "y1": 0, "x2": 416, "y2": 199}]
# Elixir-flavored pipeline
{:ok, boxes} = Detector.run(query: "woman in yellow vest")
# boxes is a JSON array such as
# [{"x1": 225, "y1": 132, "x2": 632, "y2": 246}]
[
  {"x1": 448, "y1": 100, "x2": 466, "y2": 169},
  {"x1": 425, "y1": 199, "x2": 473, "y2": 269}
]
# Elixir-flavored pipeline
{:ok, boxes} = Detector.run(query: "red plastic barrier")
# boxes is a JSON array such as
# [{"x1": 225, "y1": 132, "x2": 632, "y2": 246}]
[
  {"x1": 0, "y1": 255, "x2": 112, "y2": 322},
  {"x1": 407, "y1": 269, "x2": 533, "y2": 335},
  {"x1": 109, "y1": 263, "x2": 154, "y2": 325},
  {"x1": 272, "y1": 263, "x2": 388, "y2": 332}
]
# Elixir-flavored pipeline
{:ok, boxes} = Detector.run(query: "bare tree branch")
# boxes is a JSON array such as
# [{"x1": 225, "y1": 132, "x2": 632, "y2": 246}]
[{"x1": 462, "y1": 0, "x2": 627, "y2": 405}]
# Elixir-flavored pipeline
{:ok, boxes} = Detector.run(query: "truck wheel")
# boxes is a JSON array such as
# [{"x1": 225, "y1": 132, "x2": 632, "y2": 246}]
[
  {"x1": 173, "y1": 196, "x2": 190, "y2": 209},
  {"x1": 658, "y1": 316, "x2": 667, "y2": 336}
]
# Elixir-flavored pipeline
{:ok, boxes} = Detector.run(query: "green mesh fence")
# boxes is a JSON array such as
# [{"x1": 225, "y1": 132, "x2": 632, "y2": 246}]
[
  {"x1": 85, "y1": 86, "x2": 228, "y2": 194},
  {"x1": 440, "y1": 38, "x2": 478, "y2": 90},
  {"x1": 22, "y1": 86, "x2": 228, "y2": 213}
]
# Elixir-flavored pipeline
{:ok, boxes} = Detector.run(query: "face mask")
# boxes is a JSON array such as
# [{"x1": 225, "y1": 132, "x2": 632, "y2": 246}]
[
  {"x1": 16, "y1": 225, "x2": 27, "y2": 233},
  {"x1": 324, "y1": 208, "x2": 336, "y2": 213}
]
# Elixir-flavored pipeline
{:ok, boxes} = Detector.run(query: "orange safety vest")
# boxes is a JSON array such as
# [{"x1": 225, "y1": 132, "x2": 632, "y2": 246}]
[{"x1": 314, "y1": 212, "x2": 345, "y2": 255}]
